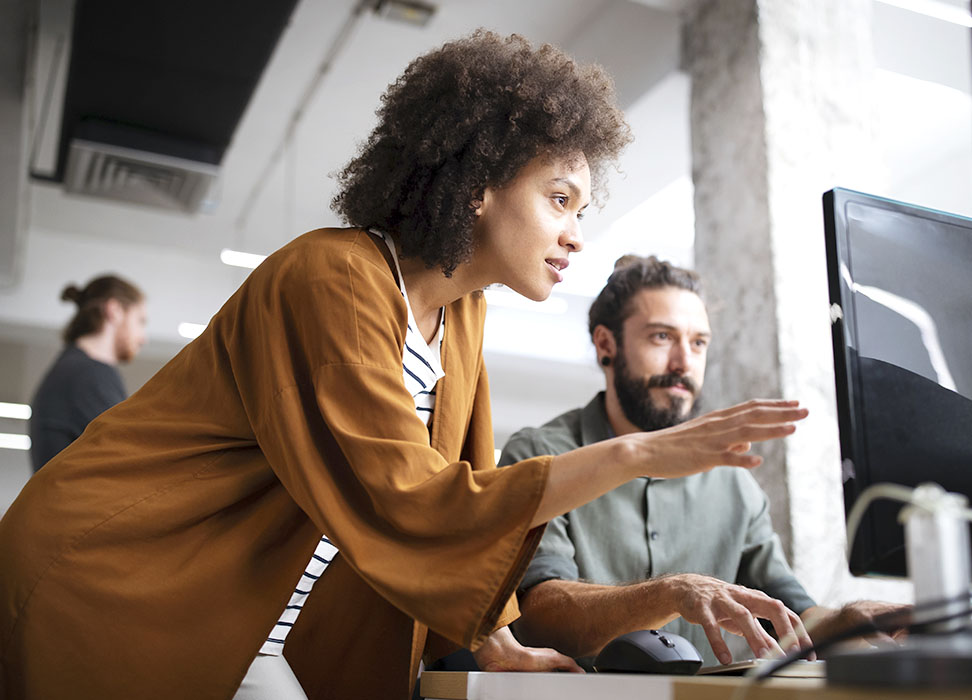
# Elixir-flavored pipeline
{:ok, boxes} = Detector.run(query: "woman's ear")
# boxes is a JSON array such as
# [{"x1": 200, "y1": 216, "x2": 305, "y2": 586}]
[{"x1": 472, "y1": 187, "x2": 491, "y2": 217}]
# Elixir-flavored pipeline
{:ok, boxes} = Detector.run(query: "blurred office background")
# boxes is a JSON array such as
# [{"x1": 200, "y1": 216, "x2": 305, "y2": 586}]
[{"x1": 0, "y1": 0, "x2": 969, "y2": 608}]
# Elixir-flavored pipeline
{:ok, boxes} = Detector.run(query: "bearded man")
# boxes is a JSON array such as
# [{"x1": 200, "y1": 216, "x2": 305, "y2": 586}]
[{"x1": 501, "y1": 255, "x2": 901, "y2": 668}]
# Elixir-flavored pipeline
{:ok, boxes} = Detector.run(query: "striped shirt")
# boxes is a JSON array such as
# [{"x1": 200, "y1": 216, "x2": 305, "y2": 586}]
[{"x1": 260, "y1": 231, "x2": 444, "y2": 655}]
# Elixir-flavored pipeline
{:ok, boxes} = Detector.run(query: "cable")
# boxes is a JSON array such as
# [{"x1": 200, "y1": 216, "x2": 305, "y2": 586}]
[
  {"x1": 726, "y1": 481, "x2": 972, "y2": 700},
  {"x1": 726, "y1": 594, "x2": 972, "y2": 700},
  {"x1": 845, "y1": 482, "x2": 972, "y2": 562},
  {"x1": 234, "y1": 0, "x2": 375, "y2": 231}
]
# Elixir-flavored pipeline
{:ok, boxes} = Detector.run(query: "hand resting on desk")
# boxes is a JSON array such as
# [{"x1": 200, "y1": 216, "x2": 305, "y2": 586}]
[{"x1": 472, "y1": 625, "x2": 584, "y2": 673}]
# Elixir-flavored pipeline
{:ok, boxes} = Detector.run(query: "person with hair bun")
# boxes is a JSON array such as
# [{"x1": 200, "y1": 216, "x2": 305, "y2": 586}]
[
  {"x1": 1, "y1": 33, "x2": 806, "y2": 700},
  {"x1": 28, "y1": 274, "x2": 146, "y2": 471}
]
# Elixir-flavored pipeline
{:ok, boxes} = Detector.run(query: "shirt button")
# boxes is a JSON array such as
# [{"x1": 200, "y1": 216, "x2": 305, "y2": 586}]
[{"x1": 650, "y1": 531, "x2": 660, "y2": 540}]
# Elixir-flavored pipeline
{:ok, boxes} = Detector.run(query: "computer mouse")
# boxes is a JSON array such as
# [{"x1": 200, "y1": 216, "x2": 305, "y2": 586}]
[{"x1": 593, "y1": 629, "x2": 703, "y2": 675}]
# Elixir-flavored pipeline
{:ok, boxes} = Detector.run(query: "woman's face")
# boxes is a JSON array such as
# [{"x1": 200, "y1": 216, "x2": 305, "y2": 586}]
[{"x1": 472, "y1": 153, "x2": 590, "y2": 301}]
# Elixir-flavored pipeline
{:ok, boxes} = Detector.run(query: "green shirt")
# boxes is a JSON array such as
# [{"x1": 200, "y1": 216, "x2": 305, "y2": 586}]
[{"x1": 500, "y1": 393, "x2": 815, "y2": 666}]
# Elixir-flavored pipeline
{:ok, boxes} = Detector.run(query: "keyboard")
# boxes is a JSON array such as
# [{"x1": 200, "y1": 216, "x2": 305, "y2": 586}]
[{"x1": 697, "y1": 658, "x2": 826, "y2": 678}]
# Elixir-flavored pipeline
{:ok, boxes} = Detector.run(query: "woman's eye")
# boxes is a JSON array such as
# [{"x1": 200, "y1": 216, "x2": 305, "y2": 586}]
[{"x1": 553, "y1": 195, "x2": 568, "y2": 207}]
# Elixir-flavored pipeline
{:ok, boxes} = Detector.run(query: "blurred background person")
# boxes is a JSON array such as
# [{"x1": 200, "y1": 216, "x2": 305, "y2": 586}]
[{"x1": 29, "y1": 275, "x2": 146, "y2": 471}]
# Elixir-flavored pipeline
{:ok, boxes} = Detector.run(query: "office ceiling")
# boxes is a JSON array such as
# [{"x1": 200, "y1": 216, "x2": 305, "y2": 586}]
[
  {"x1": 4, "y1": 0, "x2": 970, "y2": 357},
  {"x1": 53, "y1": 0, "x2": 301, "y2": 181}
]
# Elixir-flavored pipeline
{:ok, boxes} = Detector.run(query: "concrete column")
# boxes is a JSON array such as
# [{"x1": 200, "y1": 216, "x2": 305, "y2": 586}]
[
  {"x1": 0, "y1": 0, "x2": 32, "y2": 289},
  {"x1": 684, "y1": 0, "x2": 905, "y2": 604}
]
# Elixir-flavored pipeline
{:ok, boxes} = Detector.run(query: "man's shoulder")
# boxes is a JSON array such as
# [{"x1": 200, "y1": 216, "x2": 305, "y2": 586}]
[
  {"x1": 500, "y1": 406, "x2": 586, "y2": 464},
  {"x1": 43, "y1": 347, "x2": 118, "y2": 385}
]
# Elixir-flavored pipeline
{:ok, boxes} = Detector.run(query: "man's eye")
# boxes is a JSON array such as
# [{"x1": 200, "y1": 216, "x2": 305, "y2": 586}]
[
  {"x1": 577, "y1": 209, "x2": 585, "y2": 220},
  {"x1": 553, "y1": 195, "x2": 568, "y2": 207},
  {"x1": 694, "y1": 339, "x2": 708, "y2": 348},
  {"x1": 652, "y1": 332, "x2": 669, "y2": 341}
]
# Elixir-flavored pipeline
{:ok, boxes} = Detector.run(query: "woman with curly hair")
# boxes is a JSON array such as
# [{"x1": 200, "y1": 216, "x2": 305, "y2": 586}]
[{"x1": 0, "y1": 31, "x2": 807, "y2": 700}]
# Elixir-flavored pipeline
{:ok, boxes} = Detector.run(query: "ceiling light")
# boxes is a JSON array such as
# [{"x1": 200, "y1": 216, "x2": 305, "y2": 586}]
[
  {"x1": 0, "y1": 402, "x2": 31, "y2": 420},
  {"x1": 0, "y1": 433, "x2": 31, "y2": 451},
  {"x1": 220, "y1": 248, "x2": 267, "y2": 269},
  {"x1": 372, "y1": 0, "x2": 437, "y2": 26},
  {"x1": 875, "y1": 0, "x2": 972, "y2": 27},
  {"x1": 178, "y1": 323, "x2": 206, "y2": 340}
]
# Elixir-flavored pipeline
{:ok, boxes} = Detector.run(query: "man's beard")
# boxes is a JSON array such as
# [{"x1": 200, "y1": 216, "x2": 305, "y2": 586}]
[
  {"x1": 114, "y1": 332, "x2": 134, "y2": 364},
  {"x1": 613, "y1": 348, "x2": 701, "y2": 432}
]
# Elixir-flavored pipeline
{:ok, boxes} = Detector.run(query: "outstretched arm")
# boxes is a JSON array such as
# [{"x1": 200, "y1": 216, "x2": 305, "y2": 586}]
[
  {"x1": 516, "y1": 574, "x2": 813, "y2": 664},
  {"x1": 530, "y1": 399, "x2": 809, "y2": 528}
]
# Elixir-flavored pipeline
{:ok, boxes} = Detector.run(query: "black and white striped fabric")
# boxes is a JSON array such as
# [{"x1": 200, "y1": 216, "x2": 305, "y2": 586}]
[{"x1": 260, "y1": 231, "x2": 444, "y2": 655}]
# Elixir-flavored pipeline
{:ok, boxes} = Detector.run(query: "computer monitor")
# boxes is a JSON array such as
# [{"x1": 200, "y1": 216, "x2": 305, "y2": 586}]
[{"x1": 823, "y1": 188, "x2": 972, "y2": 577}]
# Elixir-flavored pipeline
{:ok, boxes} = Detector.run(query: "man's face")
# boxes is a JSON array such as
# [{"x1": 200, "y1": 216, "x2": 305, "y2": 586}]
[
  {"x1": 114, "y1": 301, "x2": 147, "y2": 364},
  {"x1": 612, "y1": 287, "x2": 710, "y2": 431}
]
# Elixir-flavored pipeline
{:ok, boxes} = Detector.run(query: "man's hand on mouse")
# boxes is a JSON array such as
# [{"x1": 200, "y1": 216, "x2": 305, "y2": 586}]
[
  {"x1": 659, "y1": 573, "x2": 814, "y2": 665},
  {"x1": 472, "y1": 625, "x2": 584, "y2": 673}
]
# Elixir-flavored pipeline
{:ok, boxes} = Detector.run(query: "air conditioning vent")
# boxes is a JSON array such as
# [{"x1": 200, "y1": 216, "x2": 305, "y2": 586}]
[{"x1": 64, "y1": 138, "x2": 219, "y2": 213}]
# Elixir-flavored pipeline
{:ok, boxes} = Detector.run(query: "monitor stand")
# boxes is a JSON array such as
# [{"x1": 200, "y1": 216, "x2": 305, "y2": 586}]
[{"x1": 827, "y1": 484, "x2": 972, "y2": 689}]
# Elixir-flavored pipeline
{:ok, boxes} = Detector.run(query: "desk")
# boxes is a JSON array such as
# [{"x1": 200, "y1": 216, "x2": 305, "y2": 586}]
[{"x1": 420, "y1": 671, "x2": 972, "y2": 700}]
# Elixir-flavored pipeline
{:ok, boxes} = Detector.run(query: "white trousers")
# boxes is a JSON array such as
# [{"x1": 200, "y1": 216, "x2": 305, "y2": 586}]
[{"x1": 234, "y1": 653, "x2": 309, "y2": 700}]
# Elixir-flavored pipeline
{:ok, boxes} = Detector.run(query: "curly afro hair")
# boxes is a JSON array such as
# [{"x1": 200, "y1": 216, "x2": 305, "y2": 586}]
[{"x1": 332, "y1": 29, "x2": 632, "y2": 276}]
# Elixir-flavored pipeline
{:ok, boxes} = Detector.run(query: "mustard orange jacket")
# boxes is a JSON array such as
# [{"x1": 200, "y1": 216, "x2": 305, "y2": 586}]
[{"x1": 0, "y1": 228, "x2": 551, "y2": 699}]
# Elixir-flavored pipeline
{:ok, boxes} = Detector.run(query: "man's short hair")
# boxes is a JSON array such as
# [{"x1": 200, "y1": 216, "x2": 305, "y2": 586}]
[{"x1": 587, "y1": 255, "x2": 703, "y2": 343}]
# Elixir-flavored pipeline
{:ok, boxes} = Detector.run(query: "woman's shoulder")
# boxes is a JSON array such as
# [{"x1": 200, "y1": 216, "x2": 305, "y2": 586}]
[{"x1": 256, "y1": 228, "x2": 393, "y2": 290}]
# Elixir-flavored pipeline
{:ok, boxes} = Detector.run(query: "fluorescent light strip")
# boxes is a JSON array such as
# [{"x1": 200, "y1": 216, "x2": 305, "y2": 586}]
[
  {"x1": 0, "y1": 433, "x2": 31, "y2": 451},
  {"x1": 876, "y1": 0, "x2": 972, "y2": 27},
  {"x1": 0, "y1": 402, "x2": 31, "y2": 420},
  {"x1": 220, "y1": 248, "x2": 267, "y2": 269},
  {"x1": 178, "y1": 322, "x2": 207, "y2": 340}
]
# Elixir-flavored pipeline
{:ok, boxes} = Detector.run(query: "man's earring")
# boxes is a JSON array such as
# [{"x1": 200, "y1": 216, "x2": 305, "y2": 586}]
[{"x1": 601, "y1": 356, "x2": 611, "y2": 367}]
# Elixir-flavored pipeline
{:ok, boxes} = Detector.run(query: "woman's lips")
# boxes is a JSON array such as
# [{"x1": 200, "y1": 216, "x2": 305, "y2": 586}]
[{"x1": 545, "y1": 258, "x2": 568, "y2": 283}]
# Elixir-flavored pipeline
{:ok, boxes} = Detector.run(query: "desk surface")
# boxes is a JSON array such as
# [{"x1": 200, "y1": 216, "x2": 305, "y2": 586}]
[{"x1": 420, "y1": 671, "x2": 972, "y2": 700}]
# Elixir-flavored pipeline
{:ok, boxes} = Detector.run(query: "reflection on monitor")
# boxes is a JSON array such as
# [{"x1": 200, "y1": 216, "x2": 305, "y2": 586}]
[{"x1": 823, "y1": 188, "x2": 972, "y2": 577}]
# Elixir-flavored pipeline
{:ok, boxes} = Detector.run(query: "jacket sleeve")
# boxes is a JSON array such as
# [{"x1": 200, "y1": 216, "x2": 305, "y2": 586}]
[{"x1": 225, "y1": 232, "x2": 550, "y2": 649}]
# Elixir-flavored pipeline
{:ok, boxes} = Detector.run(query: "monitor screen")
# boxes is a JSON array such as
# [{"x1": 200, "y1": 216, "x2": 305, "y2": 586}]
[{"x1": 823, "y1": 188, "x2": 972, "y2": 577}]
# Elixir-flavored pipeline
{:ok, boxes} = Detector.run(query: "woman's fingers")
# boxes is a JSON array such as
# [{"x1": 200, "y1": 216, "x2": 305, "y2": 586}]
[
  {"x1": 522, "y1": 647, "x2": 585, "y2": 673},
  {"x1": 705, "y1": 399, "x2": 802, "y2": 419}
]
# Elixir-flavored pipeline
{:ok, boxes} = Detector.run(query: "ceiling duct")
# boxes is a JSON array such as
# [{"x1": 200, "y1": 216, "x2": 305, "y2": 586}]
[
  {"x1": 63, "y1": 121, "x2": 219, "y2": 213},
  {"x1": 46, "y1": 0, "x2": 299, "y2": 212}
]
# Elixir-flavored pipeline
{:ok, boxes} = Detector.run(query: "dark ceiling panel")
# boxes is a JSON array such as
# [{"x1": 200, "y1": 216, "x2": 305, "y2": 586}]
[{"x1": 55, "y1": 0, "x2": 300, "y2": 179}]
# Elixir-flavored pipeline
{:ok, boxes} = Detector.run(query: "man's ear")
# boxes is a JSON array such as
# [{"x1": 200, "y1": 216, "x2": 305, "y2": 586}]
[
  {"x1": 103, "y1": 298, "x2": 124, "y2": 326},
  {"x1": 592, "y1": 325, "x2": 618, "y2": 367}
]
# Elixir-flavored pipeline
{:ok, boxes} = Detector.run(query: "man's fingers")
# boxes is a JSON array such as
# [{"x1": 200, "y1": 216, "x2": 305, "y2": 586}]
[
  {"x1": 697, "y1": 613, "x2": 734, "y2": 665},
  {"x1": 722, "y1": 601, "x2": 782, "y2": 660},
  {"x1": 733, "y1": 592, "x2": 814, "y2": 658}
]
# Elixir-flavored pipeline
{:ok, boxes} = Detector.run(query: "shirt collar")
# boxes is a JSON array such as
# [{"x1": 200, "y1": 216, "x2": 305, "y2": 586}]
[{"x1": 580, "y1": 391, "x2": 616, "y2": 445}]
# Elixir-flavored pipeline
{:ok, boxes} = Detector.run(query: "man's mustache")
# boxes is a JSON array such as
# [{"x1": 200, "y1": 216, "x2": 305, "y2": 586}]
[{"x1": 646, "y1": 373, "x2": 699, "y2": 396}]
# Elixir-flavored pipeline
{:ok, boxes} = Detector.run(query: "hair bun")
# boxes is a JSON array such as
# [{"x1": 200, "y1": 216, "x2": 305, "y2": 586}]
[
  {"x1": 613, "y1": 254, "x2": 659, "y2": 271},
  {"x1": 61, "y1": 285, "x2": 83, "y2": 304}
]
